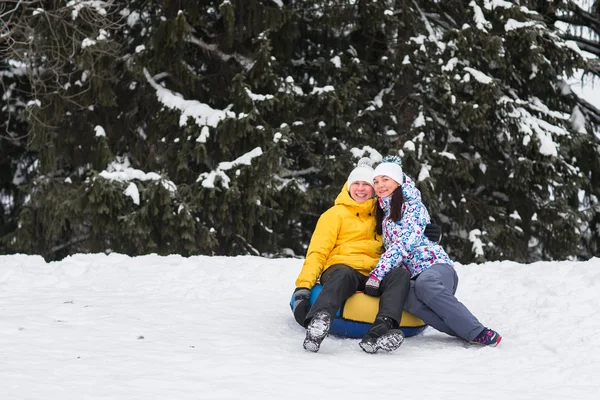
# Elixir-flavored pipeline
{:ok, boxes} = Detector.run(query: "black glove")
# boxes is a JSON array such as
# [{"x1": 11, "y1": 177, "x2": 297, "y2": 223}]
[
  {"x1": 292, "y1": 287, "x2": 311, "y2": 327},
  {"x1": 424, "y1": 219, "x2": 442, "y2": 243},
  {"x1": 364, "y1": 276, "x2": 381, "y2": 297}
]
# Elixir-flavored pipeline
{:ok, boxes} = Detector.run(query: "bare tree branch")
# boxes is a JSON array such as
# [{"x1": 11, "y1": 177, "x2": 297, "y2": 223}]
[
  {"x1": 562, "y1": 1, "x2": 600, "y2": 35},
  {"x1": 1, "y1": 1, "x2": 125, "y2": 141}
]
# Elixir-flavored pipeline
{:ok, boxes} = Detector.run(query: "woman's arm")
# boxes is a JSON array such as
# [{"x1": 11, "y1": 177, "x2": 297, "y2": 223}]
[
  {"x1": 370, "y1": 198, "x2": 430, "y2": 279},
  {"x1": 370, "y1": 240, "x2": 405, "y2": 280},
  {"x1": 397, "y1": 199, "x2": 431, "y2": 253}
]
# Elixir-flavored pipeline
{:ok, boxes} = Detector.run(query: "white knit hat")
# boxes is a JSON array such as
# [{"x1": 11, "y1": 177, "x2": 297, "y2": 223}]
[
  {"x1": 347, "y1": 157, "x2": 374, "y2": 187},
  {"x1": 373, "y1": 156, "x2": 403, "y2": 185}
]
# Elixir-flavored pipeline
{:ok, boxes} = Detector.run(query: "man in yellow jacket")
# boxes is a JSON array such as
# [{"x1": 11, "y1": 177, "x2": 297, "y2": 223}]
[{"x1": 292, "y1": 158, "x2": 412, "y2": 354}]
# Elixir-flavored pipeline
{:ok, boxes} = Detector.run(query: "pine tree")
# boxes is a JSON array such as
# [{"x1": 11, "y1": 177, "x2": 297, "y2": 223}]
[
  {"x1": 1, "y1": 0, "x2": 598, "y2": 263},
  {"x1": 0, "y1": 3, "x2": 40, "y2": 254},
  {"x1": 0, "y1": 57, "x2": 30, "y2": 254},
  {"x1": 4, "y1": 1, "x2": 302, "y2": 259},
  {"x1": 527, "y1": 0, "x2": 600, "y2": 257},
  {"x1": 390, "y1": 0, "x2": 594, "y2": 262},
  {"x1": 1, "y1": 1, "x2": 126, "y2": 258}
]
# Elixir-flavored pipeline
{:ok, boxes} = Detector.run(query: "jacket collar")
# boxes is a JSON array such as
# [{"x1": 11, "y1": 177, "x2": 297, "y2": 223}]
[
  {"x1": 377, "y1": 195, "x2": 392, "y2": 213},
  {"x1": 335, "y1": 183, "x2": 375, "y2": 216}
]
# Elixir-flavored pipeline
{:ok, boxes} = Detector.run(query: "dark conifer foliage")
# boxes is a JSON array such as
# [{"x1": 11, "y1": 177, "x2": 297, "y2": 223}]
[
  {"x1": 1, "y1": 4, "x2": 38, "y2": 255},
  {"x1": 394, "y1": 0, "x2": 593, "y2": 262},
  {"x1": 0, "y1": 57, "x2": 31, "y2": 254},
  {"x1": 527, "y1": 0, "x2": 600, "y2": 257},
  {"x1": 0, "y1": 0, "x2": 598, "y2": 262}
]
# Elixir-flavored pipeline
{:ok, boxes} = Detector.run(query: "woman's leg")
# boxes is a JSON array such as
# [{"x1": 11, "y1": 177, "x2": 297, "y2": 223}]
[
  {"x1": 405, "y1": 282, "x2": 459, "y2": 337},
  {"x1": 406, "y1": 264, "x2": 484, "y2": 341}
]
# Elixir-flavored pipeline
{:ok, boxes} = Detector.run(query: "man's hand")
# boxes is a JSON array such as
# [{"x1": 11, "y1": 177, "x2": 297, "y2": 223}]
[{"x1": 292, "y1": 287, "x2": 311, "y2": 327}]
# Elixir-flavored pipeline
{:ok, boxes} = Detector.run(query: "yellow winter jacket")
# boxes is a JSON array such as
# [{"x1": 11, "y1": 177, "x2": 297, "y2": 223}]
[{"x1": 295, "y1": 183, "x2": 383, "y2": 289}]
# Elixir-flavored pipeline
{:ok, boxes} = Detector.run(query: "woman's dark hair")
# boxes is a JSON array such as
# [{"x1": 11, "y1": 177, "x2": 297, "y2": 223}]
[{"x1": 375, "y1": 186, "x2": 404, "y2": 235}]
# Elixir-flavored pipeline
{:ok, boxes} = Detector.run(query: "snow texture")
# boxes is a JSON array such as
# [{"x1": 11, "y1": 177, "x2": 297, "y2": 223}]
[
  {"x1": 99, "y1": 156, "x2": 177, "y2": 194},
  {"x1": 123, "y1": 182, "x2": 140, "y2": 205},
  {"x1": 196, "y1": 147, "x2": 263, "y2": 189},
  {"x1": 143, "y1": 68, "x2": 235, "y2": 128},
  {"x1": 0, "y1": 253, "x2": 599, "y2": 399},
  {"x1": 94, "y1": 125, "x2": 106, "y2": 137}
]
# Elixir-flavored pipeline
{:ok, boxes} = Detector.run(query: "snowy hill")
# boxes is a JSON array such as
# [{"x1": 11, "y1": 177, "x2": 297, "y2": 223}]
[{"x1": 1, "y1": 253, "x2": 599, "y2": 400}]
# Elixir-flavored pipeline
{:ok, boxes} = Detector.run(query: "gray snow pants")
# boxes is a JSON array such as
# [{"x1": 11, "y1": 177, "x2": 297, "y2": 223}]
[{"x1": 404, "y1": 263, "x2": 484, "y2": 341}]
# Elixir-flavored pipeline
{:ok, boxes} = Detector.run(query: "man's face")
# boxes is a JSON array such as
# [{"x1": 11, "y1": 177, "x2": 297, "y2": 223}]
[{"x1": 349, "y1": 181, "x2": 374, "y2": 203}]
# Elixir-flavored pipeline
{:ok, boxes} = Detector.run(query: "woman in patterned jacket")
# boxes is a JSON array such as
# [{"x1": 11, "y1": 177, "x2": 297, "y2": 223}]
[{"x1": 365, "y1": 156, "x2": 502, "y2": 346}]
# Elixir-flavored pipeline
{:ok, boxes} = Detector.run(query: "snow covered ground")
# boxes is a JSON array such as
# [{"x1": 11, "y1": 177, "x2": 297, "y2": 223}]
[{"x1": 1, "y1": 253, "x2": 599, "y2": 400}]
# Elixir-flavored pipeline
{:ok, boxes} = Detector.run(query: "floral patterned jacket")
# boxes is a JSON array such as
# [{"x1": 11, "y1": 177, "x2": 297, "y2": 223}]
[{"x1": 370, "y1": 175, "x2": 453, "y2": 280}]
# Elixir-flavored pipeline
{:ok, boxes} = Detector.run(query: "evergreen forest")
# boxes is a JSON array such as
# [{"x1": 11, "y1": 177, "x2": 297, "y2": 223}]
[{"x1": 1, "y1": 0, "x2": 599, "y2": 263}]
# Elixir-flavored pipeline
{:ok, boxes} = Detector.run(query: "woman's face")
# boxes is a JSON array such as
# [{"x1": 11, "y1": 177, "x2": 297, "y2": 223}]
[
  {"x1": 349, "y1": 181, "x2": 374, "y2": 203},
  {"x1": 373, "y1": 175, "x2": 399, "y2": 198}
]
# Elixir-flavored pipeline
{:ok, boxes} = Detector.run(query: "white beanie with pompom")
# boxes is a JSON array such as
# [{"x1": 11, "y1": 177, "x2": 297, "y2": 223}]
[
  {"x1": 347, "y1": 157, "x2": 374, "y2": 187},
  {"x1": 373, "y1": 155, "x2": 404, "y2": 185}
]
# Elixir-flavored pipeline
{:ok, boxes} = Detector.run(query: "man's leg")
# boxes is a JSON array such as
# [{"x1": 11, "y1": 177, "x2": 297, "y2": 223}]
[
  {"x1": 303, "y1": 265, "x2": 363, "y2": 352},
  {"x1": 304, "y1": 264, "x2": 363, "y2": 325}
]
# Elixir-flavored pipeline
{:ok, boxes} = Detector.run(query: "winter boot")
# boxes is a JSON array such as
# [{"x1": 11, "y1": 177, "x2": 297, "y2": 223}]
[
  {"x1": 359, "y1": 316, "x2": 405, "y2": 354},
  {"x1": 303, "y1": 311, "x2": 331, "y2": 353},
  {"x1": 471, "y1": 328, "x2": 502, "y2": 346}
]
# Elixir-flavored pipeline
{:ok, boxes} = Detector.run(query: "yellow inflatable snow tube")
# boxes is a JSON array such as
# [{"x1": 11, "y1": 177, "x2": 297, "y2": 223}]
[{"x1": 290, "y1": 284, "x2": 427, "y2": 338}]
